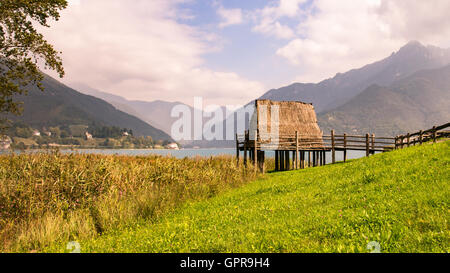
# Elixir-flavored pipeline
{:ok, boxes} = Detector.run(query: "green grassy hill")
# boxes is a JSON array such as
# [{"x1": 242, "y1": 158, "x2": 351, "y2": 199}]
[{"x1": 51, "y1": 140, "x2": 449, "y2": 253}]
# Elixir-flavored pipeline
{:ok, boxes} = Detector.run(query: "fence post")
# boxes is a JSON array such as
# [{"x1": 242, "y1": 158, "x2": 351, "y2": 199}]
[
  {"x1": 343, "y1": 133, "x2": 347, "y2": 162},
  {"x1": 366, "y1": 134, "x2": 370, "y2": 157},
  {"x1": 433, "y1": 126, "x2": 437, "y2": 143},
  {"x1": 254, "y1": 130, "x2": 258, "y2": 173},
  {"x1": 407, "y1": 133, "x2": 410, "y2": 147},
  {"x1": 331, "y1": 130, "x2": 336, "y2": 164},
  {"x1": 419, "y1": 130, "x2": 423, "y2": 145},
  {"x1": 295, "y1": 131, "x2": 299, "y2": 170}
]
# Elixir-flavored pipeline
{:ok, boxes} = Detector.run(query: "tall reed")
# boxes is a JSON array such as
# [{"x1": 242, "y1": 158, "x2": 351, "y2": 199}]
[{"x1": 0, "y1": 151, "x2": 262, "y2": 252}]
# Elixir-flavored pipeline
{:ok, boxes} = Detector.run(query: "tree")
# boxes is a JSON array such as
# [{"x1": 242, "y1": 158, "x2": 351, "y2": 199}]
[{"x1": 0, "y1": 0, "x2": 68, "y2": 127}]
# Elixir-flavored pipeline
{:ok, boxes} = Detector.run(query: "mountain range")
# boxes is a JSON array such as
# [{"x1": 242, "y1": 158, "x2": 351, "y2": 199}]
[
  {"x1": 76, "y1": 41, "x2": 450, "y2": 145},
  {"x1": 7, "y1": 75, "x2": 172, "y2": 141},
  {"x1": 259, "y1": 41, "x2": 450, "y2": 114},
  {"x1": 318, "y1": 64, "x2": 450, "y2": 135},
  {"x1": 6, "y1": 41, "x2": 450, "y2": 147}
]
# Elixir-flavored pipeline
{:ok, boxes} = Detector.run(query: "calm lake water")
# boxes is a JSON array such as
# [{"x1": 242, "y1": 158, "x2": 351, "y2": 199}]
[
  {"x1": 2, "y1": 148, "x2": 371, "y2": 161},
  {"x1": 66, "y1": 148, "x2": 369, "y2": 161}
]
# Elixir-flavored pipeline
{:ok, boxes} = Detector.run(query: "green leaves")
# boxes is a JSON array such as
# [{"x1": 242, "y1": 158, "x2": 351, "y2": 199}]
[{"x1": 0, "y1": 0, "x2": 67, "y2": 123}]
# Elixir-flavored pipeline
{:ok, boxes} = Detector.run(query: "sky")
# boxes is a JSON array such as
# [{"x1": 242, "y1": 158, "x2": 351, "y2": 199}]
[{"x1": 41, "y1": 0, "x2": 450, "y2": 106}]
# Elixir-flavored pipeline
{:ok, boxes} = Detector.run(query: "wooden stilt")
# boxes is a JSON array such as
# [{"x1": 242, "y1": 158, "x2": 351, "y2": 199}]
[
  {"x1": 295, "y1": 131, "x2": 299, "y2": 170},
  {"x1": 235, "y1": 133, "x2": 240, "y2": 166},
  {"x1": 302, "y1": 151, "x2": 305, "y2": 169},
  {"x1": 308, "y1": 151, "x2": 311, "y2": 167},
  {"x1": 254, "y1": 130, "x2": 258, "y2": 173},
  {"x1": 275, "y1": 150, "x2": 279, "y2": 171},
  {"x1": 343, "y1": 133, "x2": 347, "y2": 162},
  {"x1": 285, "y1": 151, "x2": 290, "y2": 170},
  {"x1": 243, "y1": 131, "x2": 248, "y2": 167},
  {"x1": 331, "y1": 130, "x2": 336, "y2": 164}
]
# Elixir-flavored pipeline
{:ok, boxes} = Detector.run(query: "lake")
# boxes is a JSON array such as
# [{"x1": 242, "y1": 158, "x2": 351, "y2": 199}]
[
  {"x1": 66, "y1": 148, "x2": 370, "y2": 161},
  {"x1": 2, "y1": 148, "x2": 371, "y2": 161}
]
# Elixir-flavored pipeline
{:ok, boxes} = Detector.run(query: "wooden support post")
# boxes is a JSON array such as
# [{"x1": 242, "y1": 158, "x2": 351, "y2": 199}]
[
  {"x1": 275, "y1": 151, "x2": 279, "y2": 171},
  {"x1": 300, "y1": 151, "x2": 304, "y2": 169},
  {"x1": 295, "y1": 131, "x2": 299, "y2": 170},
  {"x1": 280, "y1": 150, "x2": 285, "y2": 171},
  {"x1": 366, "y1": 134, "x2": 370, "y2": 157},
  {"x1": 302, "y1": 151, "x2": 306, "y2": 169},
  {"x1": 433, "y1": 126, "x2": 437, "y2": 143},
  {"x1": 323, "y1": 151, "x2": 326, "y2": 166},
  {"x1": 286, "y1": 151, "x2": 290, "y2": 170},
  {"x1": 254, "y1": 130, "x2": 258, "y2": 172},
  {"x1": 308, "y1": 151, "x2": 311, "y2": 167},
  {"x1": 243, "y1": 131, "x2": 248, "y2": 167},
  {"x1": 419, "y1": 130, "x2": 423, "y2": 145},
  {"x1": 319, "y1": 151, "x2": 322, "y2": 166},
  {"x1": 331, "y1": 130, "x2": 336, "y2": 164},
  {"x1": 261, "y1": 151, "x2": 265, "y2": 173},
  {"x1": 343, "y1": 133, "x2": 347, "y2": 162},
  {"x1": 235, "y1": 133, "x2": 240, "y2": 166},
  {"x1": 407, "y1": 133, "x2": 410, "y2": 147},
  {"x1": 313, "y1": 151, "x2": 316, "y2": 167},
  {"x1": 257, "y1": 151, "x2": 265, "y2": 173}
]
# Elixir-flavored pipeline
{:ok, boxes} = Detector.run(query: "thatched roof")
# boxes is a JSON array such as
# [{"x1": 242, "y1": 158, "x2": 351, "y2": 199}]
[{"x1": 250, "y1": 100, "x2": 324, "y2": 149}]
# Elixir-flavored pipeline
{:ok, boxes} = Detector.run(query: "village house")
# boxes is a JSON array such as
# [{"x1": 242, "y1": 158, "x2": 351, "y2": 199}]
[
  {"x1": 166, "y1": 143, "x2": 179, "y2": 150},
  {"x1": 85, "y1": 132, "x2": 93, "y2": 140},
  {"x1": 0, "y1": 136, "x2": 12, "y2": 150}
]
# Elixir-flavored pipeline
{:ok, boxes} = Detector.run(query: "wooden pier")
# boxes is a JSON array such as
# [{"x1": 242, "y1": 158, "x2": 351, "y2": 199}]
[{"x1": 236, "y1": 122, "x2": 449, "y2": 173}]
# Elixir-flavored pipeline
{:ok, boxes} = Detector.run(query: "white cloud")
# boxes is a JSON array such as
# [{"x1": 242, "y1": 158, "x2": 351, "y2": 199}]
[
  {"x1": 40, "y1": 0, "x2": 264, "y2": 106},
  {"x1": 252, "y1": 0, "x2": 308, "y2": 39},
  {"x1": 217, "y1": 6, "x2": 243, "y2": 28},
  {"x1": 275, "y1": 0, "x2": 450, "y2": 83}
]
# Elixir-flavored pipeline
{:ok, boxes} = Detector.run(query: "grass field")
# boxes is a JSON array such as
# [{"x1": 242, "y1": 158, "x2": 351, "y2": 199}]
[
  {"x1": 47, "y1": 140, "x2": 449, "y2": 253},
  {"x1": 0, "y1": 152, "x2": 261, "y2": 252}
]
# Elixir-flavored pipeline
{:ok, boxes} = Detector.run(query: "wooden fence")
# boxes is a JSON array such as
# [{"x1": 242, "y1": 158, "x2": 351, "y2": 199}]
[
  {"x1": 394, "y1": 123, "x2": 450, "y2": 149},
  {"x1": 323, "y1": 131, "x2": 396, "y2": 163},
  {"x1": 236, "y1": 122, "x2": 449, "y2": 172}
]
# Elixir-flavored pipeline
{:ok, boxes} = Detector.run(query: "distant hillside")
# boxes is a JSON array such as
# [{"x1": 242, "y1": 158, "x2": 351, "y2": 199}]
[
  {"x1": 7, "y1": 75, "x2": 172, "y2": 141},
  {"x1": 318, "y1": 65, "x2": 450, "y2": 136},
  {"x1": 259, "y1": 41, "x2": 450, "y2": 113},
  {"x1": 72, "y1": 83, "x2": 189, "y2": 136},
  {"x1": 74, "y1": 85, "x2": 233, "y2": 147}
]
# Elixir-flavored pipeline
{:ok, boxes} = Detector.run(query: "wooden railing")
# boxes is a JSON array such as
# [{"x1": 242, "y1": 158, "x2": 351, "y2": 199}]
[
  {"x1": 394, "y1": 123, "x2": 450, "y2": 149},
  {"x1": 236, "y1": 122, "x2": 449, "y2": 172},
  {"x1": 323, "y1": 131, "x2": 396, "y2": 163}
]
